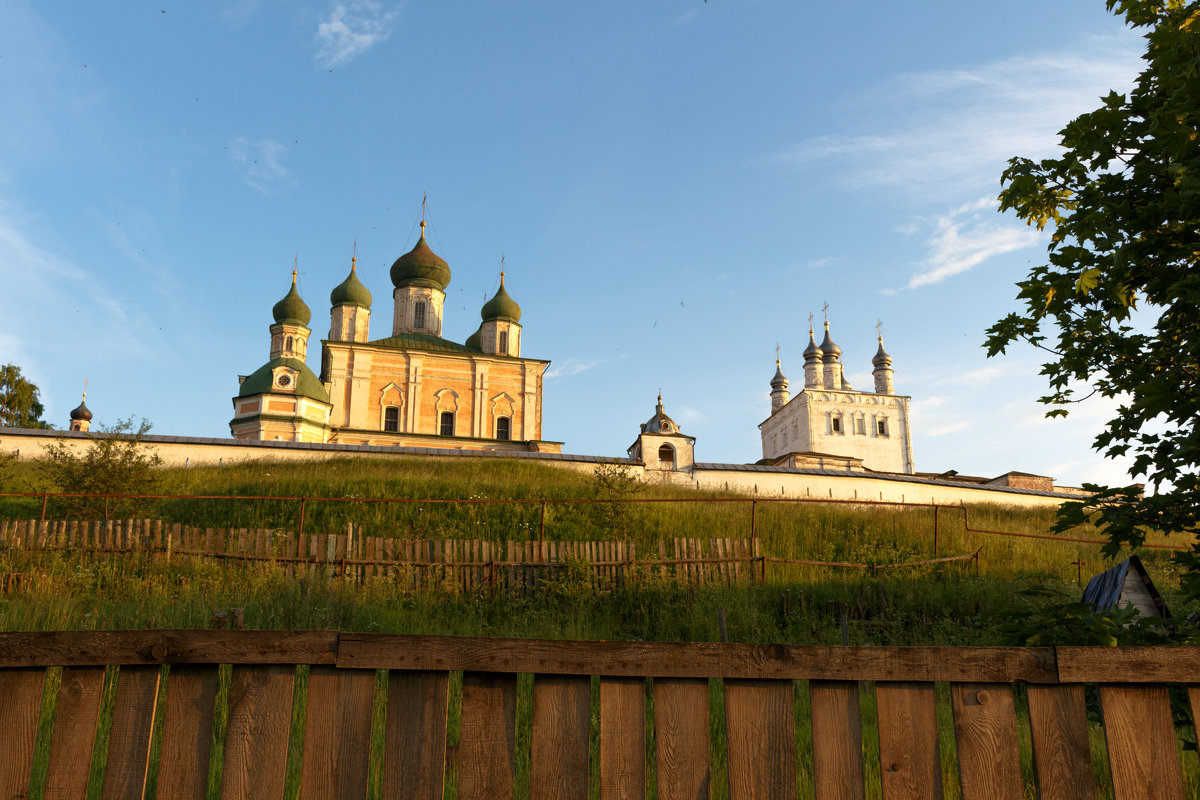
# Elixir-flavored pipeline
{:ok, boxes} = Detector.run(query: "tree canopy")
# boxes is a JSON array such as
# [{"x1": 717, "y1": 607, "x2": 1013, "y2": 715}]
[
  {"x1": 40, "y1": 417, "x2": 164, "y2": 520},
  {"x1": 986, "y1": 1, "x2": 1200, "y2": 594},
  {"x1": 0, "y1": 364, "x2": 51, "y2": 429}
]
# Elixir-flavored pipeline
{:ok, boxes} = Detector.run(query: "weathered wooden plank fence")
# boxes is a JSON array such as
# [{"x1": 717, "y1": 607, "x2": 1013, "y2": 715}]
[
  {"x1": 0, "y1": 518, "x2": 764, "y2": 589},
  {"x1": 1, "y1": 631, "x2": 1197, "y2": 799}
]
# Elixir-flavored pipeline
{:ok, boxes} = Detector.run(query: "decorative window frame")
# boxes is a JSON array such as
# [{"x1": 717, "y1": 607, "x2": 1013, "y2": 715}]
[{"x1": 378, "y1": 383, "x2": 404, "y2": 431}]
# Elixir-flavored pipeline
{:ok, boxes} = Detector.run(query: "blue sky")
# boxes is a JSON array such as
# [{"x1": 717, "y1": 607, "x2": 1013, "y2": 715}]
[{"x1": 1, "y1": 1, "x2": 1147, "y2": 486}]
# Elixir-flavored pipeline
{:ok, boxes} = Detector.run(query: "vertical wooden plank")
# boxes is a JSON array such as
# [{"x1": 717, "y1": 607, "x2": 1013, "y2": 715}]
[
  {"x1": 0, "y1": 668, "x2": 46, "y2": 800},
  {"x1": 875, "y1": 682, "x2": 942, "y2": 800},
  {"x1": 383, "y1": 671, "x2": 449, "y2": 800},
  {"x1": 44, "y1": 667, "x2": 105, "y2": 800},
  {"x1": 724, "y1": 679, "x2": 796, "y2": 800},
  {"x1": 950, "y1": 683, "x2": 1022, "y2": 800},
  {"x1": 531, "y1": 675, "x2": 591, "y2": 800},
  {"x1": 101, "y1": 665, "x2": 161, "y2": 800},
  {"x1": 810, "y1": 680, "x2": 864, "y2": 800},
  {"x1": 1026, "y1": 684, "x2": 1096, "y2": 800},
  {"x1": 300, "y1": 666, "x2": 376, "y2": 800},
  {"x1": 600, "y1": 677, "x2": 645, "y2": 800},
  {"x1": 653, "y1": 678, "x2": 711, "y2": 800},
  {"x1": 156, "y1": 666, "x2": 219, "y2": 800},
  {"x1": 1099, "y1": 684, "x2": 1185, "y2": 800},
  {"x1": 221, "y1": 665, "x2": 295, "y2": 800},
  {"x1": 458, "y1": 672, "x2": 517, "y2": 800}
]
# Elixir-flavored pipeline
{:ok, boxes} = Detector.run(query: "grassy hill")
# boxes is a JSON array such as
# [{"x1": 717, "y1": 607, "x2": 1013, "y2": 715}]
[{"x1": 0, "y1": 455, "x2": 1191, "y2": 644}]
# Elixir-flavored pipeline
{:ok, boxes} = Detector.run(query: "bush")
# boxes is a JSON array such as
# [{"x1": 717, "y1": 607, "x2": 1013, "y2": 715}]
[{"x1": 40, "y1": 417, "x2": 164, "y2": 520}]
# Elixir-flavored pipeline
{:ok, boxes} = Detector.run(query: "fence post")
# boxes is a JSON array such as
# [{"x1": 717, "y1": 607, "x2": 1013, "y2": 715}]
[
  {"x1": 540, "y1": 501, "x2": 546, "y2": 543},
  {"x1": 298, "y1": 498, "x2": 307, "y2": 543},
  {"x1": 933, "y1": 505, "x2": 939, "y2": 557},
  {"x1": 39, "y1": 493, "x2": 48, "y2": 521}
]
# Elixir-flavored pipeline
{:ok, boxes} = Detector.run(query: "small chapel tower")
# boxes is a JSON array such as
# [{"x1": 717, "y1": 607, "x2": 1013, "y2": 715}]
[
  {"x1": 770, "y1": 357, "x2": 790, "y2": 413},
  {"x1": 803, "y1": 325, "x2": 824, "y2": 389},
  {"x1": 329, "y1": 251, "x2": 372, "y2": 343},
  {"x1": 873, "y1": 333, "x2": 895, "y2": 395},
  {"x1": 390, "y1": 220, "x2": 450, "y2": 337},
  {"x1": 628, "y1": 393, "x2": 695, "y2": 473},
  {"x1": 270, "y1": 271, "x2": 311, "y2": 361}
]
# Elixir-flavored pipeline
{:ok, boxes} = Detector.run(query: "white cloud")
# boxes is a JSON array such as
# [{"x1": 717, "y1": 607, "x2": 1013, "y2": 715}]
[
  {"x1": 228, "y1": 137, "x2": 289, "y2": 192},
  {"x1": 545, "y1": 357, "x2": 604, "y2": 380},
  {"x1": 775, "y1": 34, "x2": 1142, "y2": 196},
  {"x1": 924, "y1": 420, "x2": 970, "y2": 438},
  {"x1": 315, "y1": 1, "x2": 399, "y2": 68}
]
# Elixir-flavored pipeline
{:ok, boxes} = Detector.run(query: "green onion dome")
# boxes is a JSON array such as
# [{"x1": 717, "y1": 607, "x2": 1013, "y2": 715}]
[
  {"x1": 481, "y1": 273, "x2": 521, "y2": 323},
  {"x1": 330, "y1": 257, "x2": 372, "y2": 308},
  {"x1": 390, "y1": 221, "x2": 451, "y2": 291},
  {"x1": 272, "y1": 271, "x2": 312, "y2": 326},
  {"x1": 465, "y1": 326, "x2": 483, "y2": 352}
]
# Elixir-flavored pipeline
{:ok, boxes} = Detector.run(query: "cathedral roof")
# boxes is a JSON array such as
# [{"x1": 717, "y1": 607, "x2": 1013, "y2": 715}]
[
  {"x1": 390, "y1": 222, "x2": 451, "y2": 291},
  {"x1": 69, "y1": 395, "x2": 93, "y2": 421},
  {"x1": 330, "y1": 259, "x2": 372, "y2": 308},
  {"x1": 803, "y1": 329, "x2": 823, "y2": 362},
  {"x1": 481, "y1": 273, "x2": 522, "y2": 323},
  {"x1": 237, "y1": 357, "x2": 330, "y2": 403},
  {"x1": 272, "y1": 272, "x2": 312, "y2": 327},
  {"x1": 819, "y1": 322, "x2": 841, "y2": 362},
  {"x1": 370, "y1": 333, "x2": 474, "y2": 354},
  {"x1": 872, "y1": 336, "x2": 893, "y2": 368},
  {"x1": 770, "y1": 360, "x2": 789, "y2": 390}
]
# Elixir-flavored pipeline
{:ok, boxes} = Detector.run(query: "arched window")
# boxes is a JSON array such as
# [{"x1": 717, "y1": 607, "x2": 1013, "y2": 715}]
[
  {"x1": 496, "y1": 416, "x2": 511, "y2": 440},
  {"x1": 383, "y1": 406, "x2": 400, "y2": 432},
  {"x1": 658, "y1": 444, "x2": 675, "y2": 467},
  {"x1": 285, "y1": 336, "x2": 294, "y2": 352},
  {"x1": 439, "y1": 411, "x2": 455, "y2": 436},
  {"x1": 414, "y1": 301, "x2": 427, "y2": 330},
  {"x1": 498, "y1": 330, "x2": 508, "y2": 354}
]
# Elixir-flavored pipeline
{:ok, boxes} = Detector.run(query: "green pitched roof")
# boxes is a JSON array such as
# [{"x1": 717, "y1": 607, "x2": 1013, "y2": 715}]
[
  {"x1": 369, "y1": 333, "x2": 473, "y2": 354},
  {"x1": 481, "y1": 277, "x2": 521, "y2": 323},
  {"x1": 272, "y1": 274, "x2": 312, "y2": 326},
  {"x1": 237, "y1": 357, "x2": 330, "y2": 403},
  {"x1": 465, "y1": 326, "x2": 483, "y2": 352},
  {"x1": 330, "y1": 262, "x2": 372, "y2": 308},
  {"x1": 390, "y1": 223, "x2": 451, "y2": 291}
]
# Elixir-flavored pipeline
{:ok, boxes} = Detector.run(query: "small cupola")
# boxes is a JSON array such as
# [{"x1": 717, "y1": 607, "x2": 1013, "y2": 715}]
[
  {"x1": 331, "y1": 256, "x2": 372, "y2": 309},
  {"x1": 770, "y1": 359, "x2": 790, "y2": 413},
  {"x1": 329, "y1": 252, "x2": 373, "y2": 343},
  {"x1": 273, "y1": 270, "x2": 312, "y2": 326},
  {"x1": 819, "y1": 319, "x2": 844, "y2": 390},
  {"x1": 873, "y1": 333, "x2": 895, "y2": 395},
  {"x1": 803, "y1": 324, "x2": 825, "y2": 389},
  {"x1": 628, "y1": 393, "x2": 695, "y2": 473},
  {"x1": 68, "y1": 393, "x2": 93, "y2": 432},
  {"x1": 479, "y1": 270, "x2": 523, "y2": 356},
  {"x1": 819, "y1": 322, "x2": 841, "y2": 363}
]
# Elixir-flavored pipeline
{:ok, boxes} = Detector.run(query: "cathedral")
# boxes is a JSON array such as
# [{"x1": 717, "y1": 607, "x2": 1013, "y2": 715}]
[
  {"x1": 759, "y1": 320, "x2": 914, "y2": 474},
  {"x1": 230, "y1": 221, "x2": 560, "y2": 453}
]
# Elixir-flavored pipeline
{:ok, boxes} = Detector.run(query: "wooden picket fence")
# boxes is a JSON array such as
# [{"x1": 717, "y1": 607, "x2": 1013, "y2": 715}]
[
  {"x1": 1, "y1": 630, "x2": 1198, "y2": 799},
  {"x1": 0, "y1": 518, "x2": 763, "y2": 590}
]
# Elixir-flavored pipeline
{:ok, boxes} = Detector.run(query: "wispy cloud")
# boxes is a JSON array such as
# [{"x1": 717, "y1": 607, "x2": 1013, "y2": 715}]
[
  {"x1": 545, "y1": 357, "x2": 604, "y2": 380},
  {"x1": 925, "y1": 420, "x2": 970, "y2": 437},
  {"x1": 218, "y1": 0, "x2": 260, "y2": 28},
  {"x1": 315, "y1": 1, "x2": 399, "y2": 68},
  {"x1": 228, "y1": 137, "x2": 289, "y2": 192},
  {"x1": 887, "y1": 197, "x2": 1042, "y2": 292},
  {"x1": 672, "y1": 8, "x2": 702, "y2": 26},
  {"x1": 774, "y1": 34, "x2": 1142, "y2": 196}
]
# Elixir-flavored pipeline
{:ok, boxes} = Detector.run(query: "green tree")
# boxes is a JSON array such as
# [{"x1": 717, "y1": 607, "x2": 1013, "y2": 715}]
[
  {"x1": 0, "y1": 364, "x2": 51, "y2": 429},
  {"x1": 39, "y1": 417, "x2": 164, "y2": 520},
  {"x1": 986, "y1": 1, "x2": 1200, "y2": 594}
]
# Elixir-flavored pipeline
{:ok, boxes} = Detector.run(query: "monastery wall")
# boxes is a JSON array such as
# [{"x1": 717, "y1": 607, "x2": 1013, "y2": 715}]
[{"x1": 0, "y1": 429, "x2": 1079, "y2": 510}]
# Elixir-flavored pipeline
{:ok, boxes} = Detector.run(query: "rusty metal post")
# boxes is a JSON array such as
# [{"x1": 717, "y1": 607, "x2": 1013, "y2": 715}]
[
  {"x1": 298, "y1": 498, "x2": 307, "y2": 542},
  {"x1": 539, "y1": 501, "x2": 546, "y2": 543},
  {"x1": 39, "y1": 493, "x2": 48, "y2": 521}
]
